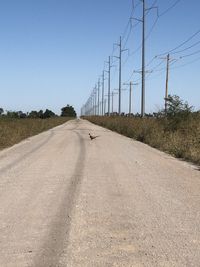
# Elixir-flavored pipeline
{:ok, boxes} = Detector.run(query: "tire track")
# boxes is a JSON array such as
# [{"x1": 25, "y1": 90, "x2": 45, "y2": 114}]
[{"x1": 32, "y1": 130, "x2": 86, "y2": 267}]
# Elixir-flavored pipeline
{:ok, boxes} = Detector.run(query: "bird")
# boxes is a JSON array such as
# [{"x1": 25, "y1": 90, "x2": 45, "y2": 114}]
[{"x1": 89, "y1": 133, "x2": 99, "y2": 140}]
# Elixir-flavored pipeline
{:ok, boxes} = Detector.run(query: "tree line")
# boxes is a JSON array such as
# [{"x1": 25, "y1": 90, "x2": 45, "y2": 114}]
[{"x1": 0, "y1": 105, "x2": 77, "y2": 119}]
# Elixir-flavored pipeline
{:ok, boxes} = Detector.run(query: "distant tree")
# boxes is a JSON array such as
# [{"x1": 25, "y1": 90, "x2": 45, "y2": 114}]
[
  {"x1": 17, "y1": 111, "x2": 27, "y2": 118},
  {"x1": 28, "y1": 109, "x2": 56, "y2": 119},
  {"x1": 38, "y1": 110, "x2": 44, "y2": 119},
  {"x1": 0, "y1": 108, "x2": 4, "y2": 115},
  {"x1": 19, "y1": 112, "x2": 27, "y2": 118},
  {"x1": 6, "y1": 111, "x2": 19, "y2": 118},
  {"x1": 43, "y1": 109, "x2": 56, "y2": 118},
  {"x1": 61, "y1": 105, "x2": 76, "y2": 117},
  {"x1": 28, "y1": 110, "x2": 39, "y2": 118}
]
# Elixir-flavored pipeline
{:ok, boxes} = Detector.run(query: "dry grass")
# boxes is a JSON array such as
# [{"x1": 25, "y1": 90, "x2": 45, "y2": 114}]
[
  {"x1": 85, "y1": 115, "x2": 200, "y2": 165},
  {"x1": 0, "y1": 117, "x2": 72, "y2": 150}
]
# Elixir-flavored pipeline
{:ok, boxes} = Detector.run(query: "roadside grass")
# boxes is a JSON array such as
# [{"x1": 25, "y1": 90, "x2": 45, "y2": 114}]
[
  {"x1": 85, "y1": 115, "x2": 200, "y2": 165},
  {"x1": 0, "y1": 117, "x2": 72, "y2": 150}
]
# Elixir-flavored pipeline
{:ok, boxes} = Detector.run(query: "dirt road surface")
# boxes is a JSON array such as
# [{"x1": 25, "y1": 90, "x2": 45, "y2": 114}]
[{"x1": 0, "y1": 119, "x2": 199, "y2": 267}]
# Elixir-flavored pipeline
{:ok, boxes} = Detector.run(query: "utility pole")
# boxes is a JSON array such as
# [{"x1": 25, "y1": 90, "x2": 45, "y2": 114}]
[
  {"x1": 124, "y1": 82, "x2": 138, "y2": 115},
  {"x1": 112, "y1": 92, "x2": 114, "y2": 114},
  {"x1": 141, "y1": 0, "x2": 146, "y2": 117},
  {"x1": 114, "y1": 36, "x2": 128, "y2": 115},
  {"x1": 104, "y1": 98, "x2": 107, "y2": 115},
  {"x1": 98, "y1": 79, "x2": 100, "y2": 115},
  {"x1": 165, "y1": 53, "x2": 170, "y2": 114},
  {"x1": 94, "y1": 85, "x2": 97, "y2": 116},
  {"x1": 140, "y1": 0, "x2": 158, "y2": 116},
  {"x1": 111, "y1": 91, "x2": 118, "y2": 114},
  {"x1": 108, "y1": 56, "x2": 111, "y2": 116},
  {"x1": 119, "y1": 36, "x2": 122, "y2": 115},
  {"x1": 131, "y1": 0, "x2": 157, "y2": 117},
  {"x1": 90, "y1": 95, "x2": 93, "y2": 115},
  {"x1": 89, "y1": 96, "x2": 91, "y2": 115},
  {"x1": 105, "y1": 56, "x2": 111, "y2": 116},
  {"x1": 102, "y1": 71, "x2": 105, "y2": 116},
  {"x1": 129, "y1": 82, "x2": 132, "y2": 115},
  {"x1": 92, "y1": 89, "x2": 95, "y2": 115},
  {"x1": 157, "y1": 53, "x2": 177, "y2": 114}
]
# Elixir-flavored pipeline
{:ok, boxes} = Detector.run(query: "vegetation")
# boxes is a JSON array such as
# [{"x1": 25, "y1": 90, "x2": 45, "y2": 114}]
[
  {"x1": 0, "y1": 105, "x2": 77, "y2": 119},
  {"x1": 84, "y1": 95, "x2": 200, "y2": 165},
  {"x1": 0, "y1": 104, "x2": 77, "y2": 149},
  {"x1": 0, "y1": 117, "x2": 72, "y2": 150},
  {"x1": 61, "y1": 105, "x2": 77, "y2": 117},
  {"x1": 28, "y1": 109, "x2": 56, "y2": 119}
]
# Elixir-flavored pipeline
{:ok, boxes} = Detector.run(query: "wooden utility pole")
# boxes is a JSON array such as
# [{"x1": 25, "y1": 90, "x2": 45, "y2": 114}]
[{"x1": 158, "y1": 53, "x2": 176, "y2": 114}]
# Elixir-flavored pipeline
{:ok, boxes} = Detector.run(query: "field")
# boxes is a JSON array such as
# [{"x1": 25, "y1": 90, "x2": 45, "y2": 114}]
[
  {"x1": 0, "y1": 117, "x2": 72, "y2": 150},
  {"x1": 85, "y1": 114, "x2": 200, "y2": 165}
]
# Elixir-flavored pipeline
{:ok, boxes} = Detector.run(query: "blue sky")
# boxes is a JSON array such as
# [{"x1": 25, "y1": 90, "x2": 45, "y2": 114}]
[{"x1": 0, "y1": 0, "x2": 200, "y2": 115}]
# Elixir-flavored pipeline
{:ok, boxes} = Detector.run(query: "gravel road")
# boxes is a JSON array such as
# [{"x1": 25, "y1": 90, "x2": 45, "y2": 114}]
[{"x1": 0, "y1": 119, "x2": 199, "y2": 267}]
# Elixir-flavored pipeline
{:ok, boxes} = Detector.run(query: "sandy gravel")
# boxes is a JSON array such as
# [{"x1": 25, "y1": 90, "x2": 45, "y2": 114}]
[{"x1": 0, "y1": 119, "x2": 199, "y2": 267}]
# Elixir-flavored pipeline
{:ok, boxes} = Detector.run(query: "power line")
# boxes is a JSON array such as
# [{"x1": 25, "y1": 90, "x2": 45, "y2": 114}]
[
  {"x1": 180, "y1": 49, "x2": 200, "y2": 58},
  {"x1": 171, "y1": 56, "x2": 200, "y2": 70},
  {"x1": 159, "y1": 0, "x2": 182, "y2": 17},
  {"x1": 120, "y1": 0, "x2": 159, "y2": 67},
  {"x1": 157, "y1": 29, "x2": 200, "y2": 57},
  {"x1": 146, "y1": 58, "x2": 178, "y2": 75},
  {"x1": 122, "y1": 0, "x2": 182, "y2": 67},
  {"x1": 122, "y1": 2, "x2": 143, "y2": 50},
  {"x1": 110, "y1": 0, "x2": 141, "y2": 60},
  {"x1": 144, "y1": 54, "x2": 200, "y2": 83},
  {"x1": 122, "y1": 0, "x2": 142, "y2": 42},
  {"x1": 84, "y1": 0, "x2": 199, "y2": 116},
  {"x1": 122, "y1": 11, "x2": 159, "y2": 67},
  {"x1": 171, "y1": 39, "x2": 200, "y2": 55}
]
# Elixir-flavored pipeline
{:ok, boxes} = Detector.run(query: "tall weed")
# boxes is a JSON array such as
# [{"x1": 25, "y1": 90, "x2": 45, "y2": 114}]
[{"x1": 85, "y1": 115, "x2": 200, "y2": 165}]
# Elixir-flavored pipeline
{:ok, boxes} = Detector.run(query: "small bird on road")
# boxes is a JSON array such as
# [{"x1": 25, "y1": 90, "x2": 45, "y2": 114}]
[{"x1": 89, "y1": 133, "x2": 99, "y2": 140}]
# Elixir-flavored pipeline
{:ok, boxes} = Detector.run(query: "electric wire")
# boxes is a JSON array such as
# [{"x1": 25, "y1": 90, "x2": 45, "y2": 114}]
[
  {"x1": 171, "y1": 39, "x2": 200, "y2": 55},
  {"x1": 171, "y1": 55, "x2": 200, "y2": 69},
  {"x1": 157, "y1": 29, "x2": 200, "y2": 57},
  {"x1": 158, "y1": 0, "x2": 182, "y2": 17},
  {"x1": 84, "y1": 0, "x2": 198, "y2": 114},
  {"x1": 180, "y1": 49, "x2": 200, "y2": 58}
]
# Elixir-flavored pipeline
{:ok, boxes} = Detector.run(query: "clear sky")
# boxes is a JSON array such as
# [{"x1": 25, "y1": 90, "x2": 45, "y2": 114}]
[{"x1": 0, "y1": 0, "x2": 200, "y2": 115}]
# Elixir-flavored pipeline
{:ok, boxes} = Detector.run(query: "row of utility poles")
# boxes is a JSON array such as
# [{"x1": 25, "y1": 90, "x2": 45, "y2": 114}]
[
  {"x1": 81, "y1": 79, "x2": 138, "y2": 117},
  {"x1": 81, "y1": 0, "x2": 171, "y2": 117}
]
